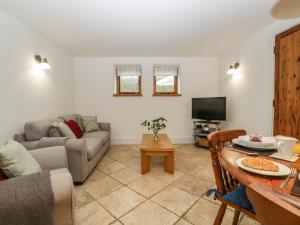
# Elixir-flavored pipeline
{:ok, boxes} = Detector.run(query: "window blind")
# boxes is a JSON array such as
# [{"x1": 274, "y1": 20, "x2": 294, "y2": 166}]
[
  {"x1": 116, "y1": 65, "x2": 142, "y2": 76},
  {"x1": 153, "y1": 65, "x2": 179, "y2": 76}
]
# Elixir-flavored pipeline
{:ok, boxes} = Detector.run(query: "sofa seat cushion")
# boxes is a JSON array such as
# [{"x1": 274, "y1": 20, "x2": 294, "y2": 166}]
[
  {"x1": 84, "y1": 138, "x2": 103, "y2": 160},
  {"x1": 83, "y1": 131, "x2": 110, "y2": 143}
]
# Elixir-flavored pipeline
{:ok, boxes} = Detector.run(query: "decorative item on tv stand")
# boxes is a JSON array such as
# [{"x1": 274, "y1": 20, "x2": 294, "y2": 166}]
[
  {"x1": 141, "y1": 117, "x2": 167, "y2": 143},
  {"x1": 193, "y1": 120, "x2": 221, "y2": 148}
]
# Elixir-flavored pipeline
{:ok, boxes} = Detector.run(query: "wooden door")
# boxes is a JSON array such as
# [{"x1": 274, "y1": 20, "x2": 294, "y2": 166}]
[{"x1": 274, "y1": 24, "x2": 300, "y2": 139}]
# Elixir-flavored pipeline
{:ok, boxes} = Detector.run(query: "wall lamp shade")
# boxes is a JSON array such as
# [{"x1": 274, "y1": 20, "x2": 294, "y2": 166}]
[
  {"x1": 226, "y1": 62, "x2": 239, "y2": 75},
  {"x1": 35, "y1": 55, "x2": 51, "y2": 70}
]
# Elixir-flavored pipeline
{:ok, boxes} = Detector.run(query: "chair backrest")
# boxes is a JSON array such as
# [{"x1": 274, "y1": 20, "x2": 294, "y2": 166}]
[
  {"x1": 207, "y1": 129, "x2": 246, "y2": 195},
  {"x1": 246, "y1": 183, "x2": 300, "y2": 225}
]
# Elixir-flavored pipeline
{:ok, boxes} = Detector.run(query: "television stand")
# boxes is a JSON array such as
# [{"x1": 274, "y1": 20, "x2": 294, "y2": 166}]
[{"x1": 193, "y1": 120, "x2": 221, "y2": 148}]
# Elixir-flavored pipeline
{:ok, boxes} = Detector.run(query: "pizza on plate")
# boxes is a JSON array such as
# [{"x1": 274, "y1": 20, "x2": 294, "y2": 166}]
[{"x1": 241, "y1": 157, "x2": 279, "y2": 172}]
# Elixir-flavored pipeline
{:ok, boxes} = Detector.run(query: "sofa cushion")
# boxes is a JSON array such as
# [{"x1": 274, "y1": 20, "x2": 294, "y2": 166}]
[
  {"x1": 60, "y1": 114, "x2": 84, "y2": 132},
  {"x1": 64, "y1": 120, "x2": 83, "y2": 139},
  {"x1": 52, "y1": 122, "x2": 77, "y2": 139},
  {"x1": 0, "y1": 140, "x2": 42, "y2": 178},
  {"x1": 48, "y1": 127, "x2": 62, "y2": 137},
  {"x1": 0, "y1": 169, "x2": 7, "y2": 181},
  {"x1": 84, "y1": 138, "x2": 104, "y2": 160},
  {"x1": 83, "y1": 131, "x2": 110, "y2": 143},
  {"x1": 82, "y1": 116, "x2": 100, "y2": 133},
  {"x1": 24, "y1": 118, "x2": 58, "y2": 141}
]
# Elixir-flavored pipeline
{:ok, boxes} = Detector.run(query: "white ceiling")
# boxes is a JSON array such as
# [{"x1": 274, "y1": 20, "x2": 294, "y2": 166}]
[{"x1": 0, "y1": 0, "x2": 282, "y2": 56}]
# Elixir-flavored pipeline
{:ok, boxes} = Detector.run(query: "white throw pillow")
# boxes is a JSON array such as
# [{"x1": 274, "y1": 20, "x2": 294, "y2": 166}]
[
  {"x1": 52, "y1": 121, "x2": 77, "y2": 139},
  {"x1": 0, "y1": 140, "x2": 42, "y2": 177}
]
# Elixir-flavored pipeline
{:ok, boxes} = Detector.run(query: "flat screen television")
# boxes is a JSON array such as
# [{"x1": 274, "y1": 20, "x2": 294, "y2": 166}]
[{"x1": 192, "y1": 97, "x2": 226, "y2": 121}]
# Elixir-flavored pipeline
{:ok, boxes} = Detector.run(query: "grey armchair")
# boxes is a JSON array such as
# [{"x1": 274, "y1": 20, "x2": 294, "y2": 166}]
[{"x1": 1, "y1": 146, "x2": 74, "y2": 225}]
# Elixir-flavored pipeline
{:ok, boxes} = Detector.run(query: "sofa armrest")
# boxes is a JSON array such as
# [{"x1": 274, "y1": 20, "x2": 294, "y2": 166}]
[
  {"x1": 50, "y1": 169, "x2": 75, "y2": 225},
  {"x1": 30, "y1": 146, "x2": 68, "y2": 170},
  {"x1": 64, "y1": 139, "x2": 88, "y2": 183},
  {"x1": 98, "y1": 122, "x2": 111, "y2": 132},
  {"x1": 37, "y1": 137, "x2": 69, "y2": 148},
  {"x1": 14, "y1": 133, "x2": 26, "y2": 142}
]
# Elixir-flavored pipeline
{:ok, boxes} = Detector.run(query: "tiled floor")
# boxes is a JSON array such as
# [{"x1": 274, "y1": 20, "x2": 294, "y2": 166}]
[{"x1": 75, "y1": 144, "x2": 260, "y2": 225}]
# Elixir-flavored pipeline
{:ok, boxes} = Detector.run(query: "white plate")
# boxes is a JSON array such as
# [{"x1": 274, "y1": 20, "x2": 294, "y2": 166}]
[
  {"x1": 236, "y1": 157, "x2": 291, "y2": 177},
  {"x1": 233, "y1": 136, "x2": 276, "y2": 150}
]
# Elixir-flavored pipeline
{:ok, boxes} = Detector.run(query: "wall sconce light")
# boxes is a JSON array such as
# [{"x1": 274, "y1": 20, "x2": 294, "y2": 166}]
[
  {"x1": 226, "y1": 62, "x2": 239, "y2": 75},
  {"x1": 35, "y1": 55, "x2": 51, "y2": 70}
]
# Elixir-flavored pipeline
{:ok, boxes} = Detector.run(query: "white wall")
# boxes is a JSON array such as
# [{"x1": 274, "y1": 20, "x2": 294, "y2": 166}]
[
  {"x1": 74, "y1": 57, "x2": 219, "y2": 144},
  {"x1": 0, "y1": 9, "x2": 75, "y2": 142},
  {"x1": 218, "y1": 18, "x2": 300, "y2": 136}
]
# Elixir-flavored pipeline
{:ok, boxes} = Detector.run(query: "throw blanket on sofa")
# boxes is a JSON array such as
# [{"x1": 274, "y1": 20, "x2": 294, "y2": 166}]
[{"x1": 0, "y1": 170, "x2": 54, "y2": 225}]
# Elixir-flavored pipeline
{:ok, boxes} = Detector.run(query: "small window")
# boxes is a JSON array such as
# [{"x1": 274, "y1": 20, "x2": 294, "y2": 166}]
[
  {"x1": 114, "y1": 65, "x2": 142, "y2": 96},
  {"x1": 153, "y1": 65, "x2": 181, "y2": 96}
]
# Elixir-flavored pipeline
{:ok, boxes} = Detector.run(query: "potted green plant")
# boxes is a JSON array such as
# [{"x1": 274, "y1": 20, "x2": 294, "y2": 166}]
[{"x1": 141, "y1": 117, "x2": 167, "y2": 143}]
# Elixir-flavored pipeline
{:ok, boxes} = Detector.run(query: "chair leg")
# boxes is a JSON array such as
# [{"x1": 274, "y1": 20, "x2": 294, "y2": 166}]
[
  {"x1": 232, "y1": 209, "x2": 240, "y2": 225},
  {"x1": 213, "y1": 203, "x2": 227, "y2": 225}
]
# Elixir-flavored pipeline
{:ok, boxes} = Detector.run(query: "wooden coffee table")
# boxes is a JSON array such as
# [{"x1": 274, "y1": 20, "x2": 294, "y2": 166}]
[{"x1": 140, "y1": 134, "x2": 174, "y2": 174}]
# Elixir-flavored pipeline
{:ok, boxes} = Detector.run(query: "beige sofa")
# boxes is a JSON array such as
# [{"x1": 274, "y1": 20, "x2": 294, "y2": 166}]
[
  {"x1": 14, "y1": 114, "x2": 111, "y2": 183},
  {"x1": 26, "y1": 146, "x2": 74, "y2": 225}
]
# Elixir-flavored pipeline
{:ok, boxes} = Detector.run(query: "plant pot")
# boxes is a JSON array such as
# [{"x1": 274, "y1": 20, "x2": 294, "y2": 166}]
[{"x1": 153, "y1": 131, "x2": 159, "y2": 143}]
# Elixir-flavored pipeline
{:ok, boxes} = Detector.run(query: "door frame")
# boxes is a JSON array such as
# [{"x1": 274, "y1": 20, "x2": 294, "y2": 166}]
[{"x1": 274, "y1": 23, "x2": 300, "y2": 136}]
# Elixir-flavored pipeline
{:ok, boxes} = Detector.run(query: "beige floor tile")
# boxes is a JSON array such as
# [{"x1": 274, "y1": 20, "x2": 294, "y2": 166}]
[
  {"x1": 172, "y1": 174, "x2": 214, "y2": 197},
  {"x1": 125, "y1": 149, "x2": 140, "y2": 157},
  {"x1": 174, "y1": 159, "x2": 200, "y2": 173},
  {"x1": 184, "y1": 198, "x2": 234, "y2": 225},
  {"x1": 116, "y1": 155, "x2": 139, "y2": 163},
  {"x1": 74, "y1": 186, "x2": 95, "y2": 209},
  {"x1": 176, "y1": 219, "x2": 193, "y2": 225},
  {"x1": 84, "y1": 168, "x2": 107, "y2": 185},
  {"x1": 120, "y1": 200, "x2": 179, "y2": 225},
  {"x1": 85, "y1": 176, "x2": 123, "y2": 199},
  {"x1": 240, "y1": 215, "x2": 261, "y2": 225},
  {"x1": 110, "y1": 167, "x2": 142, "y2": 185},
  {"x1": 188, "y1": 163, "x2": 215, "y2": 182},
  {"x1": 99, "y1": 155, "x2": 115, "y2": 163},
  {"x1": 106, "y1": 150, "x2": 133, "y2": 161},
  {"x1": 74, "y1": 144, "x2": 237, "y2": 225},
  {"x1": 128, "y1": 175, "x2": 169, "y2": 198},
  {"x1": 76, "y1": 201, "x2": 115, "y2": 225},
  {"x1": 149, "y1": 168, "x2": 184, "y2": 184},
  {"x1": 111, "y1": 221, "x2": 123, "y2": 225},
  {"x1": 98, "y1": 186, "x2": 146, "y2": 218},
  {"x1": 151, "y1": 187, "x2": 198, "y2": 216},
  {"x1": 123, "y1": 157, "x2": 141, "y2": 168},
  {"x1": 97, "y1": 160, "x2": 127, "y2": 174}
]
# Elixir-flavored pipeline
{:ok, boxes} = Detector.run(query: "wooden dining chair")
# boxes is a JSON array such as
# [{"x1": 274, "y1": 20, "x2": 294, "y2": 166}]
[
  {"x1": 207, "y1": 129, "x2": 257, "y2": 225},
  {"x1": 246, "y1": 183, "x2": 300, "y2": 225}
]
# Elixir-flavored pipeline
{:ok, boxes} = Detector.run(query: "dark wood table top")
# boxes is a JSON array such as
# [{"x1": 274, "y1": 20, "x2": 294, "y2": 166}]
[{"x1": 220, "y1": 147, "x2": 300, "y2": 201}]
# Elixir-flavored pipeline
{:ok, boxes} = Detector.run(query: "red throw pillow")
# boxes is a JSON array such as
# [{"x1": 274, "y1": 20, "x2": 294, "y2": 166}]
[
  {"x1": 0, "y1": 169, "x2": 7, "y2": 181},
  {"x1": 64, "y1": 120, "x2": 83, "y2": 139}
]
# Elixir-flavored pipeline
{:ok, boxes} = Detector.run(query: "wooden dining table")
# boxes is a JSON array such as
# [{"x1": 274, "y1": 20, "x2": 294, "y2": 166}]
[{"x1": 219, "y1": 146, "x2": 300, "y2": 203}]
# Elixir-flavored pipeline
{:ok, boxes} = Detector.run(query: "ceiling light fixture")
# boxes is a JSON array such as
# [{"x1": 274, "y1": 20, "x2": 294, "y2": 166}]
[
  {"x1": 35, "y1": 55, "x2": 51, "y2": 70},
  {"x1": 226, "y1": 62, "x2": 239, "y2": 75}
]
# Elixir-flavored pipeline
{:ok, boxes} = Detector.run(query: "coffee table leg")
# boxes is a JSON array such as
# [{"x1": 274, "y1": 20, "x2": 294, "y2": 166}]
[
  {"x1": 164, "y1": 151, "x2": 174, "y2": 174},
  {"x1": 141, "y1": 152, "x2": 150, "y2": 174}
]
